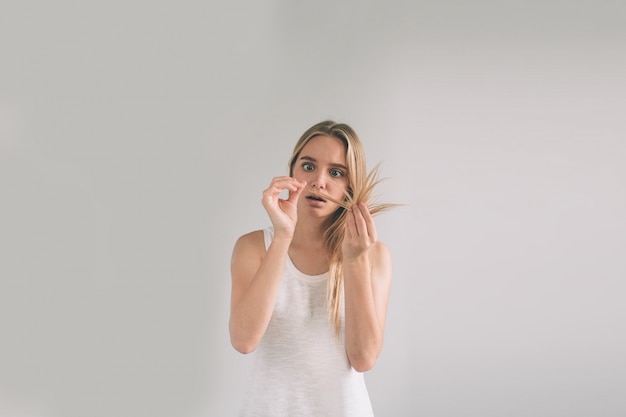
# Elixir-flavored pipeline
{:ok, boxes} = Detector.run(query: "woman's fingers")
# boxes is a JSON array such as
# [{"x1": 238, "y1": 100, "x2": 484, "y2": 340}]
[
  {"x1": 352, "y1": 204, "x2": 368, "y2": 238},
  {"x1": 345, "y1": 209, "x2": 356, "y2": 239},
  {"x1": 352, "y1": 203, "x2": 376, "y2": 240},
  {"x1": 261, "y1": 177, "x2": 306, "y2": 238},
  {"x1": 263, "y1": 177, "x2": 305, "y2": 203},
  {"x1": 358, "y1": 203, "x2": 377, "y2": 242},
  {"x1": 343, "y1": 205, "x2": 377, "y2": 259},
  {"x1": 267, "y1": 177, "x2": 299, "y2": 194},
  {"x1": 287, "y1": 180, "x2": 306, "y2": 204}
]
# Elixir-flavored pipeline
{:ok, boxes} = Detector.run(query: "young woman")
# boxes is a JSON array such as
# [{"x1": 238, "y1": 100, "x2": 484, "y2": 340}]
[{"x1": 229, "y1": 121, "x2": 393, "y2": 416}]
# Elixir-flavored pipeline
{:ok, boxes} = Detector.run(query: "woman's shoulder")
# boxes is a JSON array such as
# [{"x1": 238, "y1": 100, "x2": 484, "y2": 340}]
[
  {"x1": 371, "y1": 240, "x2": 391, "y2": 258},
  {"x1": 234, "y1": 229, "x2": 266, "y2": 250},
  {"x1": 231, "y1": 230, "x2": 267, "y2": 276},
  {"x1": 369, "y1": 240, "x2": 392, "y2": 275}
]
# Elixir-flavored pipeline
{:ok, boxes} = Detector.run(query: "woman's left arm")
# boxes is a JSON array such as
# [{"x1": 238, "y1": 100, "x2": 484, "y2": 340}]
[{"x1": 342, "y1": 202, "x2": 393, "y2": 372}]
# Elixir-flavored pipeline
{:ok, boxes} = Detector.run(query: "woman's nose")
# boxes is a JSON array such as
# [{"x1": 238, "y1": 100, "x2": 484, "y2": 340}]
[{"x1": 311, "y1": 172, "x2": 327, "y2": 189}]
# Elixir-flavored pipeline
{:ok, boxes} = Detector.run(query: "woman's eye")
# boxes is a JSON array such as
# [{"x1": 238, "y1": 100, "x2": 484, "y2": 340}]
[
  {"x1": 330, "y1": 169, "x2": 344, "y2": 177},
  {"x1": 303, "y1": 163, "x2": 314, "y2": 171}
]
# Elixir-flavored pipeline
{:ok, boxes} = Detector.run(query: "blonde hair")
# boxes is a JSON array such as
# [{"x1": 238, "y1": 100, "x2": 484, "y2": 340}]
[{"x1": 288, "y1": 121, "x2": 395, "y2": 337}]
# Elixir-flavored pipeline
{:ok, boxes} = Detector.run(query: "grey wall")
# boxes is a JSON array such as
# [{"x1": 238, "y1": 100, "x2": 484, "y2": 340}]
[{"x1": 1, "y1": 1, "x2": 625, "y2": 416}]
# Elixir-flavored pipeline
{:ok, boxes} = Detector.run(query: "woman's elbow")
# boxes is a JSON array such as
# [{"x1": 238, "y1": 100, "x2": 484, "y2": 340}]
[
  {"x1": 350, "y1": 357, "x2": 376, "y2": 372},
  {"x1": 347, "y1": 337, "x2": 383, "y2": 372},
  {"x1": 348, "y1": 351, "x2": 379, "y2": 372},
  {"x1": 229, "y1": 324, "x2": 260, "y2": 354},
  {"x1": 231, "y1": 339, "x2": 258, "y2": 354}
]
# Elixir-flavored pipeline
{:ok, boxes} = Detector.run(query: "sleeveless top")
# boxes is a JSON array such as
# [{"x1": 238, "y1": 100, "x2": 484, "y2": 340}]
[{"x1": 238, "y1": 227, "x2": 374, "y2": 417}]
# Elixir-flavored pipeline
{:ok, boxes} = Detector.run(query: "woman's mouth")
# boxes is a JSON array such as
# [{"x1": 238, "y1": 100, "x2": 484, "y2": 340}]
[{"x1": 306, "y1": 195, "x2": 326, "y2": 203}]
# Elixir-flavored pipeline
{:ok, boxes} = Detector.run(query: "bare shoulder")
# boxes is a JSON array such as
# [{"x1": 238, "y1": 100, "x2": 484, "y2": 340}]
[
  {"x1": 369, "y1": 241, "x2": 392, "y2": 280},
  {"x1": 231, "y1": 229, "x2": 267, "y2": 290},
  {"x1": 370, "y1": 241, "x2": 391, "y2": 264},
  {"x1": 232, "y1": 230, "x2": 266, "y2": 262},
  {"x1": 234, "y1": 230, "x2": 265, "y2": 251}
]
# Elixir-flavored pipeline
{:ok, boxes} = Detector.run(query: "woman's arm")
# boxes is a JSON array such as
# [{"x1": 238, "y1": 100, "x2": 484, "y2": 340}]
[
  {"x1": 229, "y1": 231, "x2": 292, "y2": 353},
  {"x1": 228, "y1": 176, "x2": 306, "y2": 354},
  {"x1": 342, "y1": 203, "x2": 393, "y2": 372}
]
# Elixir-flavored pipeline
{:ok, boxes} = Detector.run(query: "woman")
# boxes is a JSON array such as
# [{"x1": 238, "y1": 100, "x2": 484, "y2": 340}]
[{"x1": 229, "y1": 121, "x2": 393, "y2": 416}]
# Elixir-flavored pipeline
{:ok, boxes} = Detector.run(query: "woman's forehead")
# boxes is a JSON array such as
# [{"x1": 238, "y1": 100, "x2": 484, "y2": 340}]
[{"x1": 299, "y1": 135, "x2": 347, "y2": 164}]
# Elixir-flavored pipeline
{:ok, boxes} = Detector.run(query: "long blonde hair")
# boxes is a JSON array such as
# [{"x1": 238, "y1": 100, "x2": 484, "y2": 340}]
[{"x1": 288, "y1": 121, "x2": 395, "y2": 337}]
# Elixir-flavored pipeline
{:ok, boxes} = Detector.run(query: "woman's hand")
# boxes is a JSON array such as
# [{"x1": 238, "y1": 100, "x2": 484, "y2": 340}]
[
  {"x1": 261, "y1": 176, "x2": 307, "y2": 239},
  {"x1": 342, "y1": 202, "x2": 378, "y2": 260}
]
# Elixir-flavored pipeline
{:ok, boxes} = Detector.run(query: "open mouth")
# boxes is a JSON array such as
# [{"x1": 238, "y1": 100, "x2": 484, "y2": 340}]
[{"x1": 306, "y1": 195, "x2": 326, "y2": 202}]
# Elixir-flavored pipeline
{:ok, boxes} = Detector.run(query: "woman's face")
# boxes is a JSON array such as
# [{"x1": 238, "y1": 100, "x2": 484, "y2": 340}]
[{"x1": 292, "y1": 135, "x2": 349, "y2": 219}]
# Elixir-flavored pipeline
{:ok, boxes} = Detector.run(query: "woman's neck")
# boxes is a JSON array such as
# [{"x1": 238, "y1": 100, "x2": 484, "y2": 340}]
[{"x1": 291, "y1": 216, "x2": 329, "y2": 250}]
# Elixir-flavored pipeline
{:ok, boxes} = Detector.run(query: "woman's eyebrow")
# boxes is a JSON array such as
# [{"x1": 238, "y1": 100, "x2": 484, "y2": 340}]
[{"x1": 299, "y1": 155, "x2": 347, "y2": 171}]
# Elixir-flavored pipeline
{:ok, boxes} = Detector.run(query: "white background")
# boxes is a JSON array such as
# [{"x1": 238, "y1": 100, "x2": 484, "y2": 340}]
[{"x1": 1, "y1": 1, "x2": 625, "y2": 416}]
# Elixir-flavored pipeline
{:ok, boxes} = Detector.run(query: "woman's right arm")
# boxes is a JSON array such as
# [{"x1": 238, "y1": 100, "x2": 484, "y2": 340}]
[{"x1": 228, "y1": 177, "x2": 306, "y2": 354}]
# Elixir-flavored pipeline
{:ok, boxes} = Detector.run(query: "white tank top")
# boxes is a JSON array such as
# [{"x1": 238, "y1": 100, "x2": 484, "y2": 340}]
[{"x1": 238, "y1": 227, "x2": 374, "y2": 417}]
